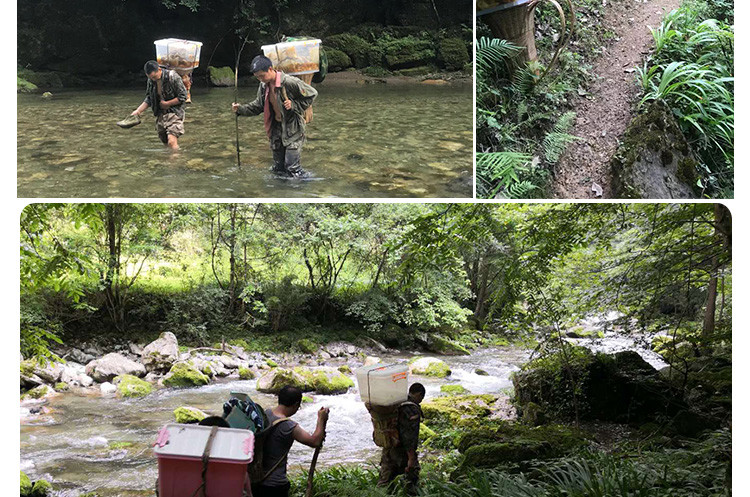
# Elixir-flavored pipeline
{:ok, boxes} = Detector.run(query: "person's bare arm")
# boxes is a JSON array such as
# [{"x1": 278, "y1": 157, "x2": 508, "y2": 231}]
[
  {"x1": 292, "y1": 407, "x2": 329, "y2": 448},
  {"x1": 132, "y1": 101, "x2": 149, "y2": 116}
]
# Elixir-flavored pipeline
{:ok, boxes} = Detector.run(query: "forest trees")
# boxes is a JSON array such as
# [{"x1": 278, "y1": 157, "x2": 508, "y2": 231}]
[{"x1": 20, "y1": 203, "x2": 731, "y2": 361}]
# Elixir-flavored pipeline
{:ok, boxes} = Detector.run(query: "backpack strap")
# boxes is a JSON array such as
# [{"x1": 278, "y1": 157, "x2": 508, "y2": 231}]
[{"x1": 256, "y1": 417, "x2": 293, "y2": 484}]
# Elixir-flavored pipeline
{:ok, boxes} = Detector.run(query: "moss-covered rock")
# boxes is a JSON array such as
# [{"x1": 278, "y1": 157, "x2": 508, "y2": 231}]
[
  {"x1": 438, "y1": 38, "x2": 469, "y2": 71},
  {"x1": 20, "y1": 471, "x2": 32, "y2": 496},
  {"x1": 30, "y1": 479, "x2": 52, "y2": 497},
  {"x1": 440, "y1": 384, "x2": 469, "y2": 396},
  {"x1": 513, "y1": 347, "x2": 686, "y2": 423},
  {"x1": 54, "y1": 382, "x2": 69, "y2": 392},
  {"x1": 409, "y1": 357, "x2": 451, "y2": 377},
  {"x1": 422, "y1": 394, "x2": 498, "y2": 425},
  {"x1": 266, "y1": 358, "x2": 279, "y2": 368},
  {"x1": 325, "y1": 33, "x2": 373, "y2": 68},
  {"x1": 17, "y1": 76, "x2": 38, "y2": 93},
  {"x1": 294, "y1": 367, "x2": 354, "y2": 395},
  {"x1": 174, "y1": 406, "x2": 207, "y2": 424},
  {"x1": 238, "y1": 366, "x2": 256, "y2": 380},
  {"x1": 429, "y1": 336, "x2": 471, "y2": 356},
  {"x1": 208, "y1": 66, "x2": 234, "y2": 87},
  {"x1": 475, "y1": 369, "x2": 489, "y2": 376},
  {"x1": 163, "y1": 363, "x2": 210, "y2": 388},
  {"x1": 257, "y1": 368, "x2": 309, "y2": 394},
  {"x1": 383, "y1": 36, "x2": 436, "y2": 69},
  {"x1": 302, "y1": 395, "x2": 314, "y2": 403},
  {"x1": 108, "y1": 441, "x2": 134, "y2": 450},
  {"x1": 325, "y1": 48, "x2": 352, "y2": 72},
  {"x1": 338, "y1": 365, "x2": 352, "y2": 374},
  {"x1": 21, "y1": 385, "x2": 52, "y2": 401},
  {"x1": 114, "y1": 374, "x2": 153, "y2": 398},
  {"x1": 420, "y1": 422, "x2": 436, "y2": 440},
  {"x1": 296, "y1": 339, "x2": 318, "y2": 355},
  {"x1": 611, "y1": 100, "x2": 699, "y2": 199}
]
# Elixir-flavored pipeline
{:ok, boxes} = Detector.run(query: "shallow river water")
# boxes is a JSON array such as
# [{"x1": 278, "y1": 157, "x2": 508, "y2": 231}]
[
  {"x1": 20, "y1": 348, "x2": 525, "y2": 497},
  {"x1": 20, "y1": 330, "x2": 664, "y2": 497},
  {"x1": 17, "y1": 84, "x2": 473, "y2": 198}
]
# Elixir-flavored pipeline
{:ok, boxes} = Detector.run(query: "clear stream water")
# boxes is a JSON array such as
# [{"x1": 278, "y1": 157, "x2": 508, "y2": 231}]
[
  {"x1": 20, "y1": 335, "x2": 663, "y2": 497},
  {"x1": 17, "y1": 84, "x2": 473, "y2": 198}
]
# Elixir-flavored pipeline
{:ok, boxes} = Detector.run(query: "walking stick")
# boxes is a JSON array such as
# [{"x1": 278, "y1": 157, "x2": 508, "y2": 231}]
[
  {"x1": 234, "y1": 34, "x2": 250, "y2": 170},
  {"x1": 305, "y1": 416, "x2": 328, "y2": 497}
]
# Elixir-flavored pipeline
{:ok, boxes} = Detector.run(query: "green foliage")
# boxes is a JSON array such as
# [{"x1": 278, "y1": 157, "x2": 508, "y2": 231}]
[
  {"x1": 325, "y1": 34, "x2": 372, "y2": 68},
  {"x1": 325, "y1": 48, "x2": 353, "y2": 72},
  {"x1": 382, "y1": 36, "x2": 436, "y2": 69},
  {"x1": 639, "y1": 4, "x2": 734, "y2": 196},
  {"x1": 438, "y1": 38, "x2": 469, "y2": 71}
]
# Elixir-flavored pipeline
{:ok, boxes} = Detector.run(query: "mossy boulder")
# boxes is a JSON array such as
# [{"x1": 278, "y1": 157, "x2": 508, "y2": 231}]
[
  {"x1": 30, "y1": 479, "x2": 52, "y2": 497},
  {"x1": 174, "y1": 406, "x2": 207, "y2": 424},
  {"x1": 338, "y1": 365, "x2": 352, "y2": 374},
  {"x1": 114, "y1": 374, "x2": 153, "y2": 398},
  {"x1": 108, "y1": 441, "x2": 134, "y2": 450},
  {"x1": 325, "y1": 33, "x2": 373, "y2": 68},
  {"x1": 296, "y1": 339, "x2": 318, "y2": 355},
  {"x1": 20, "y1": 471, "x2": 32, "y2": 496},
  {"x1": 294, "y1": 367, "x2": 354, "y2": 395},
  {"x1": 17, "y1": 76, "x2": 38, "y2": 93},
  {"x1": 455, "y1": 422, "x2": 589, "y2": 472},
  {"x1": 266, "y1": 358, "x2": 279, "y2": 368},
  {"x1": 238, "y1": 366, "x2": 256, "y2": 380},
  {"x1": 163, "y1": 363, "x2": 210, "y2": 388},
  {"x1": 438, "y1": 38, "x2": 469, "y2": 71},
  {"x1": 427, "y1": 335, "x2": 470, "y2": 356},
  {"x1": 208, "y1": 66, "x2": 234, "y2": 87},
  {"x1": 440, "y1": 384, "x2": 469, "y2": 396},
  {"x1": 611, "y1": 100, "x2": 699, "y2": 199},
  {"x1": 422, "y1": 394, "x2": 498, "y2": 425},
  {"x1": 513, "y1": 347, "x2": 686, "y2": 423},
  {"x1": 475, "y1": 369, "x2": 489, "y2": 376},
  {"x1": 257, "y1": 368, "x2": 309, "y2": 394},
  {"x1": 54, "y1": 382, "x2": 69, "y2": 392},
  {"x1": 420, "y1": 423, "x2": 436, "y2": 440},
  {"x1": 383, "y1": 36, "x2": 436, "y2": 69},
  {"x1": 141, "y1": 331, "x2": 179, "y2": 373},
  {"x1": 325, "y1": 48, "x2": 352, "y2": 72},
  {"x1": 409, "y1": 357, "x2": 451, "y2": 377},
  {"x1": 21, "y1": 385, "x2": 53, "y2": 401},
  {"x1": 302, "y1": 395, "x2": 314, "y2": 403}
]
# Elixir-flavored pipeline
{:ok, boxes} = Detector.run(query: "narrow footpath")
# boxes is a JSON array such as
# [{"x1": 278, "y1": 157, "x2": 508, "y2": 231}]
[{"x1": 553, "y1": 0, "x2": 681, "y2": 199}]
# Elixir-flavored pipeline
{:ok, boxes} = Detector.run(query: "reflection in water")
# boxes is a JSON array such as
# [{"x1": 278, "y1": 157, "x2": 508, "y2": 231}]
[{"x1": 17, "y1": 84, "x2": 473, "y2": 198}]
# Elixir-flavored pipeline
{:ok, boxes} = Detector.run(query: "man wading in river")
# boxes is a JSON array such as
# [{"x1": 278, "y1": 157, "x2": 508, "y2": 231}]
[
  {"x1": 232, "y1": 55, "x2": 317, "y2": 178},
  {"x1": 131, "y1": 60, "x2": 188, "y2": 150},
  {"x1": 375, "y1": 383, "x2": 425, "y2": 495},
  {"x1": 254, "y1": 385, "x2": 329, "y2": 497}
]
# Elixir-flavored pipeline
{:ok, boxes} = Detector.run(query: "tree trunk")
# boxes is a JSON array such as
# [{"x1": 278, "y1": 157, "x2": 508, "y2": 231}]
[{"x1": 701, "y1": 204, "x2": 732, "y2": 346}]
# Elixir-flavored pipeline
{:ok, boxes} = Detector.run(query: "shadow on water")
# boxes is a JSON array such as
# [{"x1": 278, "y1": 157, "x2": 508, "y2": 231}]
[{"x1": 17, "y1": 84, "x2": 473, "y2": 198}]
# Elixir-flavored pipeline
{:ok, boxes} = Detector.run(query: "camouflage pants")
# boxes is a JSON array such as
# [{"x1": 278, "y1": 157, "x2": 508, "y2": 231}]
[
  {"x1": 269, "y1": 122, "x2": 305, "y2": 177},
  {"x1": 155, "y1": 112, "x2": 184, "y2": 143},
  {"x1": 377, "y1": 447, "x2": 420, "y2": 495}
]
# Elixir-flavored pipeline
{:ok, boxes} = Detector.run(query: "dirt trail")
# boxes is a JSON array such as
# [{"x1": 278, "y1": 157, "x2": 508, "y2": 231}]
[{"x1": 552, "y1": 0, "x2": 680, "y2": 199}]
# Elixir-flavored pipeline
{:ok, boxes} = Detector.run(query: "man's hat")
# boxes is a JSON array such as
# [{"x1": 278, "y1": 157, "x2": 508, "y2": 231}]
[{"x1": 250, "y1": 55, "x2": 273, "y2": 73}]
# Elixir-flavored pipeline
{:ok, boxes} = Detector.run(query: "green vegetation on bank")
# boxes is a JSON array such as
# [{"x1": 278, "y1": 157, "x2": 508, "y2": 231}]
[
  {"x1": 636, "y1": 0, "x2": 734, "y2": 197},
  {"x1": 476, "y1": 0, "x2": 611, "y2": 198}
]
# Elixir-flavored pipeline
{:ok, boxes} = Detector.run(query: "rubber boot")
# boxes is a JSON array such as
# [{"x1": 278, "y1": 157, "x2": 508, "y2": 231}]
[{"x1": 285, "y1": 146, "x2": 310, "y2": 179}]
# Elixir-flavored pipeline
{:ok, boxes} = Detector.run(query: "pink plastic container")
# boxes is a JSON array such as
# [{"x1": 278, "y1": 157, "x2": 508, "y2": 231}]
[{"x1": 154, "y1": 423, "x2": 254, "y2": 497}]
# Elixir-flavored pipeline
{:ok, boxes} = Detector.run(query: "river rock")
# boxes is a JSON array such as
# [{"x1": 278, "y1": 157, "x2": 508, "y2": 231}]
[
  {"x1": 68, "y1": 348, "x2": 96, "y2": 364},
  {"x1": 174, "y1": 406, "x2": 207, "y2": 424},
  {"x1": 611, "y1": 100, "x2": 699, "y2": 199},
  {"x1": 129, "y1": 343, "x2": 145, "y2": 356},
  {"x1": 256, "y1": 368, "x2": 309, "y2": 394},
  {"x1": 239, "y1": 366, "x2": 256, "y2": 380},
  {"x1": 294, "y1": 366, "x2": 355, "y2": 395},
  {"x1": 86, "y1": 353, "x2": 146, "y2": 382},
  {"x1": 475, "y1": 369, "x2": 489, "y2": 376},
  {"x1": 60, "y1": 362, "x2": 93, "y2": 387},
  {"x1": 20, "y1": 367, "x2": 44, "y2": 390},
  {"x1": 20, "y1": 471, "x2": 32, "y2": 496},
  {"x1": 217, "y1": 355, "x2": 242, "y2": 369},
  {"x1": 416, "y1": 334, "x2": 470, "y2": 356},
  {"x1": 409, "y1": 357, "x2": 451, "y2": 377},
  {"x1": 208, "y1": 66, "x2": 234, "y2": 86},
  {"x1": 114, "y1": 374, "x2": 153, "y2": 398},
  {"x1": 21, "y1": 384, "x2": 56, "y2": 402},
  {"x1": 364, "y1": 356, "x2": 382, "y2": 367},
  {"x1": 513, "y1": 348, "x2": 687, "y2": 424},
  {"x1": 140, "y1": 332, "x2": 179, "y2": 373},
  {"x1": 163, "y1": 362, "x2": 210, "y2": 388},
  {"x1": 100, "y1": 382, "x2": 117, "y2": 394}
]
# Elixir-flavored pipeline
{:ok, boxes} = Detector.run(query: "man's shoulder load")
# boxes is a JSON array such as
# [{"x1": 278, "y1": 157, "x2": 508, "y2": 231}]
[{"x1": 356, "y1": 363, "x2": 411, "y2": 447}]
